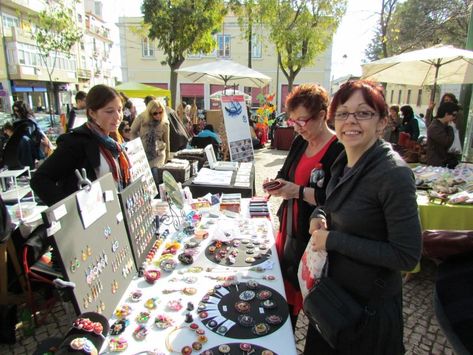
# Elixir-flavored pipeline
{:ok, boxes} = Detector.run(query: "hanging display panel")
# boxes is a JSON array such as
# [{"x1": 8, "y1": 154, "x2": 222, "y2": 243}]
[
  {"x1": 118, "y1": 176, "x2": 158, "y2": 269},
  {"x1": 125, "y1": 138, "x2": 159, "y2": 198},
  {"x1": 42, "y1": 173, "x2": 136, "y2": 315}
]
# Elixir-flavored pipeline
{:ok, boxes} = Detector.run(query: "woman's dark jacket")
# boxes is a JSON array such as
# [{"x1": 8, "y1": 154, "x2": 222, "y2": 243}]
[
  {"x1": 30, "y1": 125, "x2": 100, "y2": 206},
  {"x1": 276, "y1": 135, "x2": 343, "y2": 289},
  {"x1": 426, "y1": 118, "x2": 454, "y2": 167},
  {"x1": 401, "y1": 116, "x2": 419, "y2": 141},
  {"x1": 313, "y1": 140, "x2": 422, "y2": 302}
]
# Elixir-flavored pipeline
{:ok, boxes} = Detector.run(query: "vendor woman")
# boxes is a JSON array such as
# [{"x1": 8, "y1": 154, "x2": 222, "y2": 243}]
[{"x1": 31, "y1": 84, "x2": 130, "y2": 206}]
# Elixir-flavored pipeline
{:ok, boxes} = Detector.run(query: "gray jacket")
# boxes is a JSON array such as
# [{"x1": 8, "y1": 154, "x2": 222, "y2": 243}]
[{"x1": 312, "y1": 140, "x2": 422, "y2": 301}]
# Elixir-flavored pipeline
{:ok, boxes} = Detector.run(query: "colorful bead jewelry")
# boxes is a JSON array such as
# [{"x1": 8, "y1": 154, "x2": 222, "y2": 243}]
[
  {"x1": 69, "y1": 337, "x2": 97, "y2": 355},
  {"x1": 109, "y1": 337, "x2": 128, "y2": 352}
]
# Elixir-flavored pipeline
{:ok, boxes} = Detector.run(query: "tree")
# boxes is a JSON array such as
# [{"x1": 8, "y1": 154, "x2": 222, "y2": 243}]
[
  {"x1": 31, "y1": 0, "x2": 82, "y2": 123},
  {"x1": 366, "y1": 0, "x2": 472, "y2": 60},
  {"x1": 260, "y1": 0, "x2": 347, "y2": 93},
  {"x1": 365, "y1": 0, "x2": 398, "y2": 61},
  {"x1": 141, "y1": 0, "x2": 226, "y2": 108},
  {"x1": 228, "y1": 0, "x2": 262, "y2": 68}
]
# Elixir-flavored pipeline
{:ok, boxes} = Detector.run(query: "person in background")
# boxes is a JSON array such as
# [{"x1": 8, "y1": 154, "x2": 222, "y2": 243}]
[
  {"x1": 197, "y1": 124, "x2": 222, "y2": 145},
  {"x1": 307, "y1": 80, "x2": 421, "y2": 354},
  {"x1": 12, "y1": 100, "x2": 51, "y2": 166},
  {"x1": 144, "y1": 95, "x2": 156, "y2": 107},
  {"x1": 130, "y1": 100, "x2": 170, "y2": 186},
  {"x1": 426, "y1": 101, "x2": 459, "y2": 168},
  {"x1": 67, "y1": 91, "x2": 87, "y2": 131},
  {"x1": 118, "y1": 121, "x2": 132, "y2": 142},
  {"x1": 249, "y1": 119, "x2": 261, "y2": 149},
  {"x1": 0, "y1": 122, "x2": 14, "y2": 168},
  {"x1": 123, "y1": 100, "x2": 137, "y2": 125},
  {"x1": 383, "y1": 105, "x2": 400, "y2": 144},
  {"x1": 263, "y1": 83, "x2": 344, "y2": 331},
  {"x1": 30, "y1": 84, "x2": 130, "y2": 206},
  {"x1": 400, "y1": 105, "x2": 419, "y2": 142},
  {"x1": 425, "y1": 92, "x2": 462, "y2": 128}
]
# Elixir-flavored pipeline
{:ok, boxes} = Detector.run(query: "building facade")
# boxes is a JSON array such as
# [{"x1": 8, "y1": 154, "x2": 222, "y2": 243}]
[
  {"x1": 117, "y1": 13, "x2": 332, "y2": 112},
  {"x1": 0, "y1": 0, "x2": 114, "y2": 115}
]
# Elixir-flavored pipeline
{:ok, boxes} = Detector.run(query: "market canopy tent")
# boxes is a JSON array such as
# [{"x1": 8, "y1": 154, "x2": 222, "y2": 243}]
[
  {"x1": 176, "y1": 60, "x2": 271, "y2": 88},
  {"x1": 115, "y1": 82, "x2": 171, "y2": 104},
  {"x1": 361, "y1": 45, "x2": 473, "y2": 101}
]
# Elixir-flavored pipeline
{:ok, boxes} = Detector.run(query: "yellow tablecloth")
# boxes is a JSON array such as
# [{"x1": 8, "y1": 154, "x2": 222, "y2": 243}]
[{"x1": 417, "y1": 194, "x2": 473, "y2": 231}]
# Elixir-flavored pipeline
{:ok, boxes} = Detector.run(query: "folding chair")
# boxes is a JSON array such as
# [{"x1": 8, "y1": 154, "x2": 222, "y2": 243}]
[{"x1": 21, "y1": 224, "x2": 74, "y2": 325}]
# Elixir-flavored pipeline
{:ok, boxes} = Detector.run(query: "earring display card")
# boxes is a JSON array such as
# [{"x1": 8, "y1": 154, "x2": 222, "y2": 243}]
[
  {"x1": 42, "y1": 174, "x2": 137, "y2": 315},
  {"x1": 125, "y1": 138, "x2": 159, "y2": 198},
  {"x1": 118, "y1": 177, "x2": 157, "y2": 269}
]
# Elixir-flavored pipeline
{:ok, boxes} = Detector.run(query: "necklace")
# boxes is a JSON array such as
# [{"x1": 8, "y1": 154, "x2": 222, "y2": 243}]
[{"x1": 165, "y1": 325, "x2": 208, "y2": 354}]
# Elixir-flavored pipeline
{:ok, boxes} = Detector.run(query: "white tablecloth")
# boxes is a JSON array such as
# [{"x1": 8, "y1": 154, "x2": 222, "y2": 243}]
[{"x1": 100, "y1": 203, "x2": 297, "y2": 355}]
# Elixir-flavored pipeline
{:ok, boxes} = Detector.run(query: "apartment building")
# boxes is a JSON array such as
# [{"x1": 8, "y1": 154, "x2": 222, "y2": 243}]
[
  {"x1": 0, "y1": 0, "x2": 113, "y2": 114},
  {"x1": 117, "y1": 13, "x2": 332, "y2": 112}
]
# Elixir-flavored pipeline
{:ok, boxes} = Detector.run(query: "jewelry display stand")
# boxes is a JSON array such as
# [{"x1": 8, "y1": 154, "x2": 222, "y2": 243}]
[
  {"x1": 125, "y1": 138, "x2": 159, "y2": 198},
  {"x1": 41, "y1": 174, "x2": 136, "y2": 315},
  {"x1": 118, "y1": 177, "x2": 158, "y2": 269}
]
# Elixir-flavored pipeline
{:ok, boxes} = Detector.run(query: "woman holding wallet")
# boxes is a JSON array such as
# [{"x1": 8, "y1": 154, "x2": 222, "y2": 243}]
[
  {"x1": 263, "y1": 83, "x2": 343, "y2": 328},
  {"x1": 307, "y1": 80, "x2": 421, "y2": 353}
]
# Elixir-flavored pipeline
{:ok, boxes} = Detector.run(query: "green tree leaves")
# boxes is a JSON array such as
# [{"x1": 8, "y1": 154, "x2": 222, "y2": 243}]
[{"x1": 141, "y1": 0, "x2": 226, "y2": 107}]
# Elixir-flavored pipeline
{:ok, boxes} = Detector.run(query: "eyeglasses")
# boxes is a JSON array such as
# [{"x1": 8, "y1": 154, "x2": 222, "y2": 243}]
[
  {"x1": 334, "y1": 110, "x2": 377, "y2": 121},
  {"x1": 152, "y1": 111, "x2": 163, "y2": 116},
  {"x1": 123, "y1": 128, "x2": 131, "y2": 132},
  {"x1": 287, "y1": 117, "x2": 314, "y2": 127}
]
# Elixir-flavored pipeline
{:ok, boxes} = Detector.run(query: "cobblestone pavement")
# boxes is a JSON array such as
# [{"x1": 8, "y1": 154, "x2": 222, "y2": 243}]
[{"x1": 0, "y1": 145, "x2": 453, "y2": 354}]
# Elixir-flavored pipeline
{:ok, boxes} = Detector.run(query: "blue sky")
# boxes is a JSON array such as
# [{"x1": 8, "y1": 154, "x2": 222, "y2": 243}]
[{"x1": 103, "y1": 0, "x2": 381, "y2": 81}]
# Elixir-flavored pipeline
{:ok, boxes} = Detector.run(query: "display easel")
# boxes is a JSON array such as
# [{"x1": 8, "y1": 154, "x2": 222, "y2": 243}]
[{"x1": 41, "y1": 173, "x2": 136, "y2": 315}]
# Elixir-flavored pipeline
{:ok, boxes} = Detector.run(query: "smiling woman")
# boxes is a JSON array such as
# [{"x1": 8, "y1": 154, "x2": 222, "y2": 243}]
[
  {"x1": 31, "y1": 84, "x2": 131, "y2": 206},
  {"x1": 306, "y1": 80, "x2": 421, "y2": 353}
]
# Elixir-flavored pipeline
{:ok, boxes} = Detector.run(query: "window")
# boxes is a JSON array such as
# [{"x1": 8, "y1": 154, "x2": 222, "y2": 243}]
[
  {"x1": 397, "y1": 90, "x2": 402, "y2": 104},
  {"x1": 217, "y1": 35, "x2": 230, "y2": 58},
  {"x1": 406, "y1": 89, "x2": 411, "y2": 105},
  {"x1": 78, "y1": 14, "x2": 83, "y2": 23},
  {"x1": 142, "y1": 38, "x2": 154, "y2": 58},
  {"x1": 2, "y1": 13, "x2": 19, "y2": 34},
  {"x1": 417, "y1": 89, "x2": 422, "y2": 106},
  {"x1": 251, "y1": 34, "x2": 262, "y2": 58},
  {"x1": 390, "y1": 90, "x2": 394, "y2": 103}
]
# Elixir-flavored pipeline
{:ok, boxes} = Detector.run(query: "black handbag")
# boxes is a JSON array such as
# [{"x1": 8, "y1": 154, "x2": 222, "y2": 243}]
[{"x1": 303, "y1": 262, "x2": 386, "y2": 349}]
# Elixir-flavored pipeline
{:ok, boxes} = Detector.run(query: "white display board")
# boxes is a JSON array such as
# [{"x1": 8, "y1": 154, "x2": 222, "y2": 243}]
[
  {"x1": 125, "y1": 138, "x2": 159, "y2": 198},
  {"x1": 221, "y1": 95, "x2": 255, "y2": 162}
]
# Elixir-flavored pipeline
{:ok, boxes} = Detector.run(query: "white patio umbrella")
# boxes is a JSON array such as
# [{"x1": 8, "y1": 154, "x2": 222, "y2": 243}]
[
  {"x1": 176, "y1": 59, "x2": 271, "y2": 88},
  {"x1": 209, "y1": 88, "x2": 251, "y2": 101},
  {"x1": 361, "y1": 45, "x2": 473, "y2": 101}
]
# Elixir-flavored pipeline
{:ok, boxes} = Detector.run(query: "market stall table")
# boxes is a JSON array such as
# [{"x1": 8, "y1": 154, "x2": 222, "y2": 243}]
[
  {"x1": 417, "y1": 193, "x2": 473, "y2": 231},
  {"x1": 100, "y1": 202, "x2": 297, "y2": 355}
]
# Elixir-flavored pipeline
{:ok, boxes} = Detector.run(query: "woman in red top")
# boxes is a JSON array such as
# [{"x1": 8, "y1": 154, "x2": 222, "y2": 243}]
[{"x1": 264, "y1": 84, "x2": 344, "y2": 328}]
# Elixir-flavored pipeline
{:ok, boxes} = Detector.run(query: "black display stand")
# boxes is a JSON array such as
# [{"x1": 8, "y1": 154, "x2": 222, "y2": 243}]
[
  {"x1": 199, "y1": 283, "x2": 289, "y2": 339},
  {"x1": 118, "y1": 177, "x2": 158, "y2": 269},
  {"x1": 41, "y1": 174, "x2": 136, "y2": 315},
  {"x1": 201, "y1": 343, "x2": 279, "y2": 355}
]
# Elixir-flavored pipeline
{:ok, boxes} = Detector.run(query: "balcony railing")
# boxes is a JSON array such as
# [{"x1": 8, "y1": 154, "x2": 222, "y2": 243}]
[{"x1": 77, "y1": 68, "x2": 91, "y2": 79}]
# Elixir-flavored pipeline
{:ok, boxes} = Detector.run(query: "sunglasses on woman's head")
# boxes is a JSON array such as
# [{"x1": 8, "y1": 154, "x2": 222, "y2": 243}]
[{"x1": 152, "y1": 111, "x2": 163, "y2": 116}]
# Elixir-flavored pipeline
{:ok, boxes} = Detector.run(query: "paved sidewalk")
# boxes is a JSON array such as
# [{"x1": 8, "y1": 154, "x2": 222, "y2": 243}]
[{"x1": 0, "y1": 145, "x2": 453, "y2": 354}]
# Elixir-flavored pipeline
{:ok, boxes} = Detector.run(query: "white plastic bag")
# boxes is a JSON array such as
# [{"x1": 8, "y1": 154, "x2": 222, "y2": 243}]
[
  {"x1": 448, "y1": 124, "x2": 462, "y2": 154},
  {"x1": 297, "y1": 244, "x2": 327, "y2": 299}
]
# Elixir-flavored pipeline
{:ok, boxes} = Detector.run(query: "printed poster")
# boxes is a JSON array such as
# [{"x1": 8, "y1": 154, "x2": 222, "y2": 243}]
[{"x1": 221, "y1": 95, "x2": 254, "y2": 162}]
